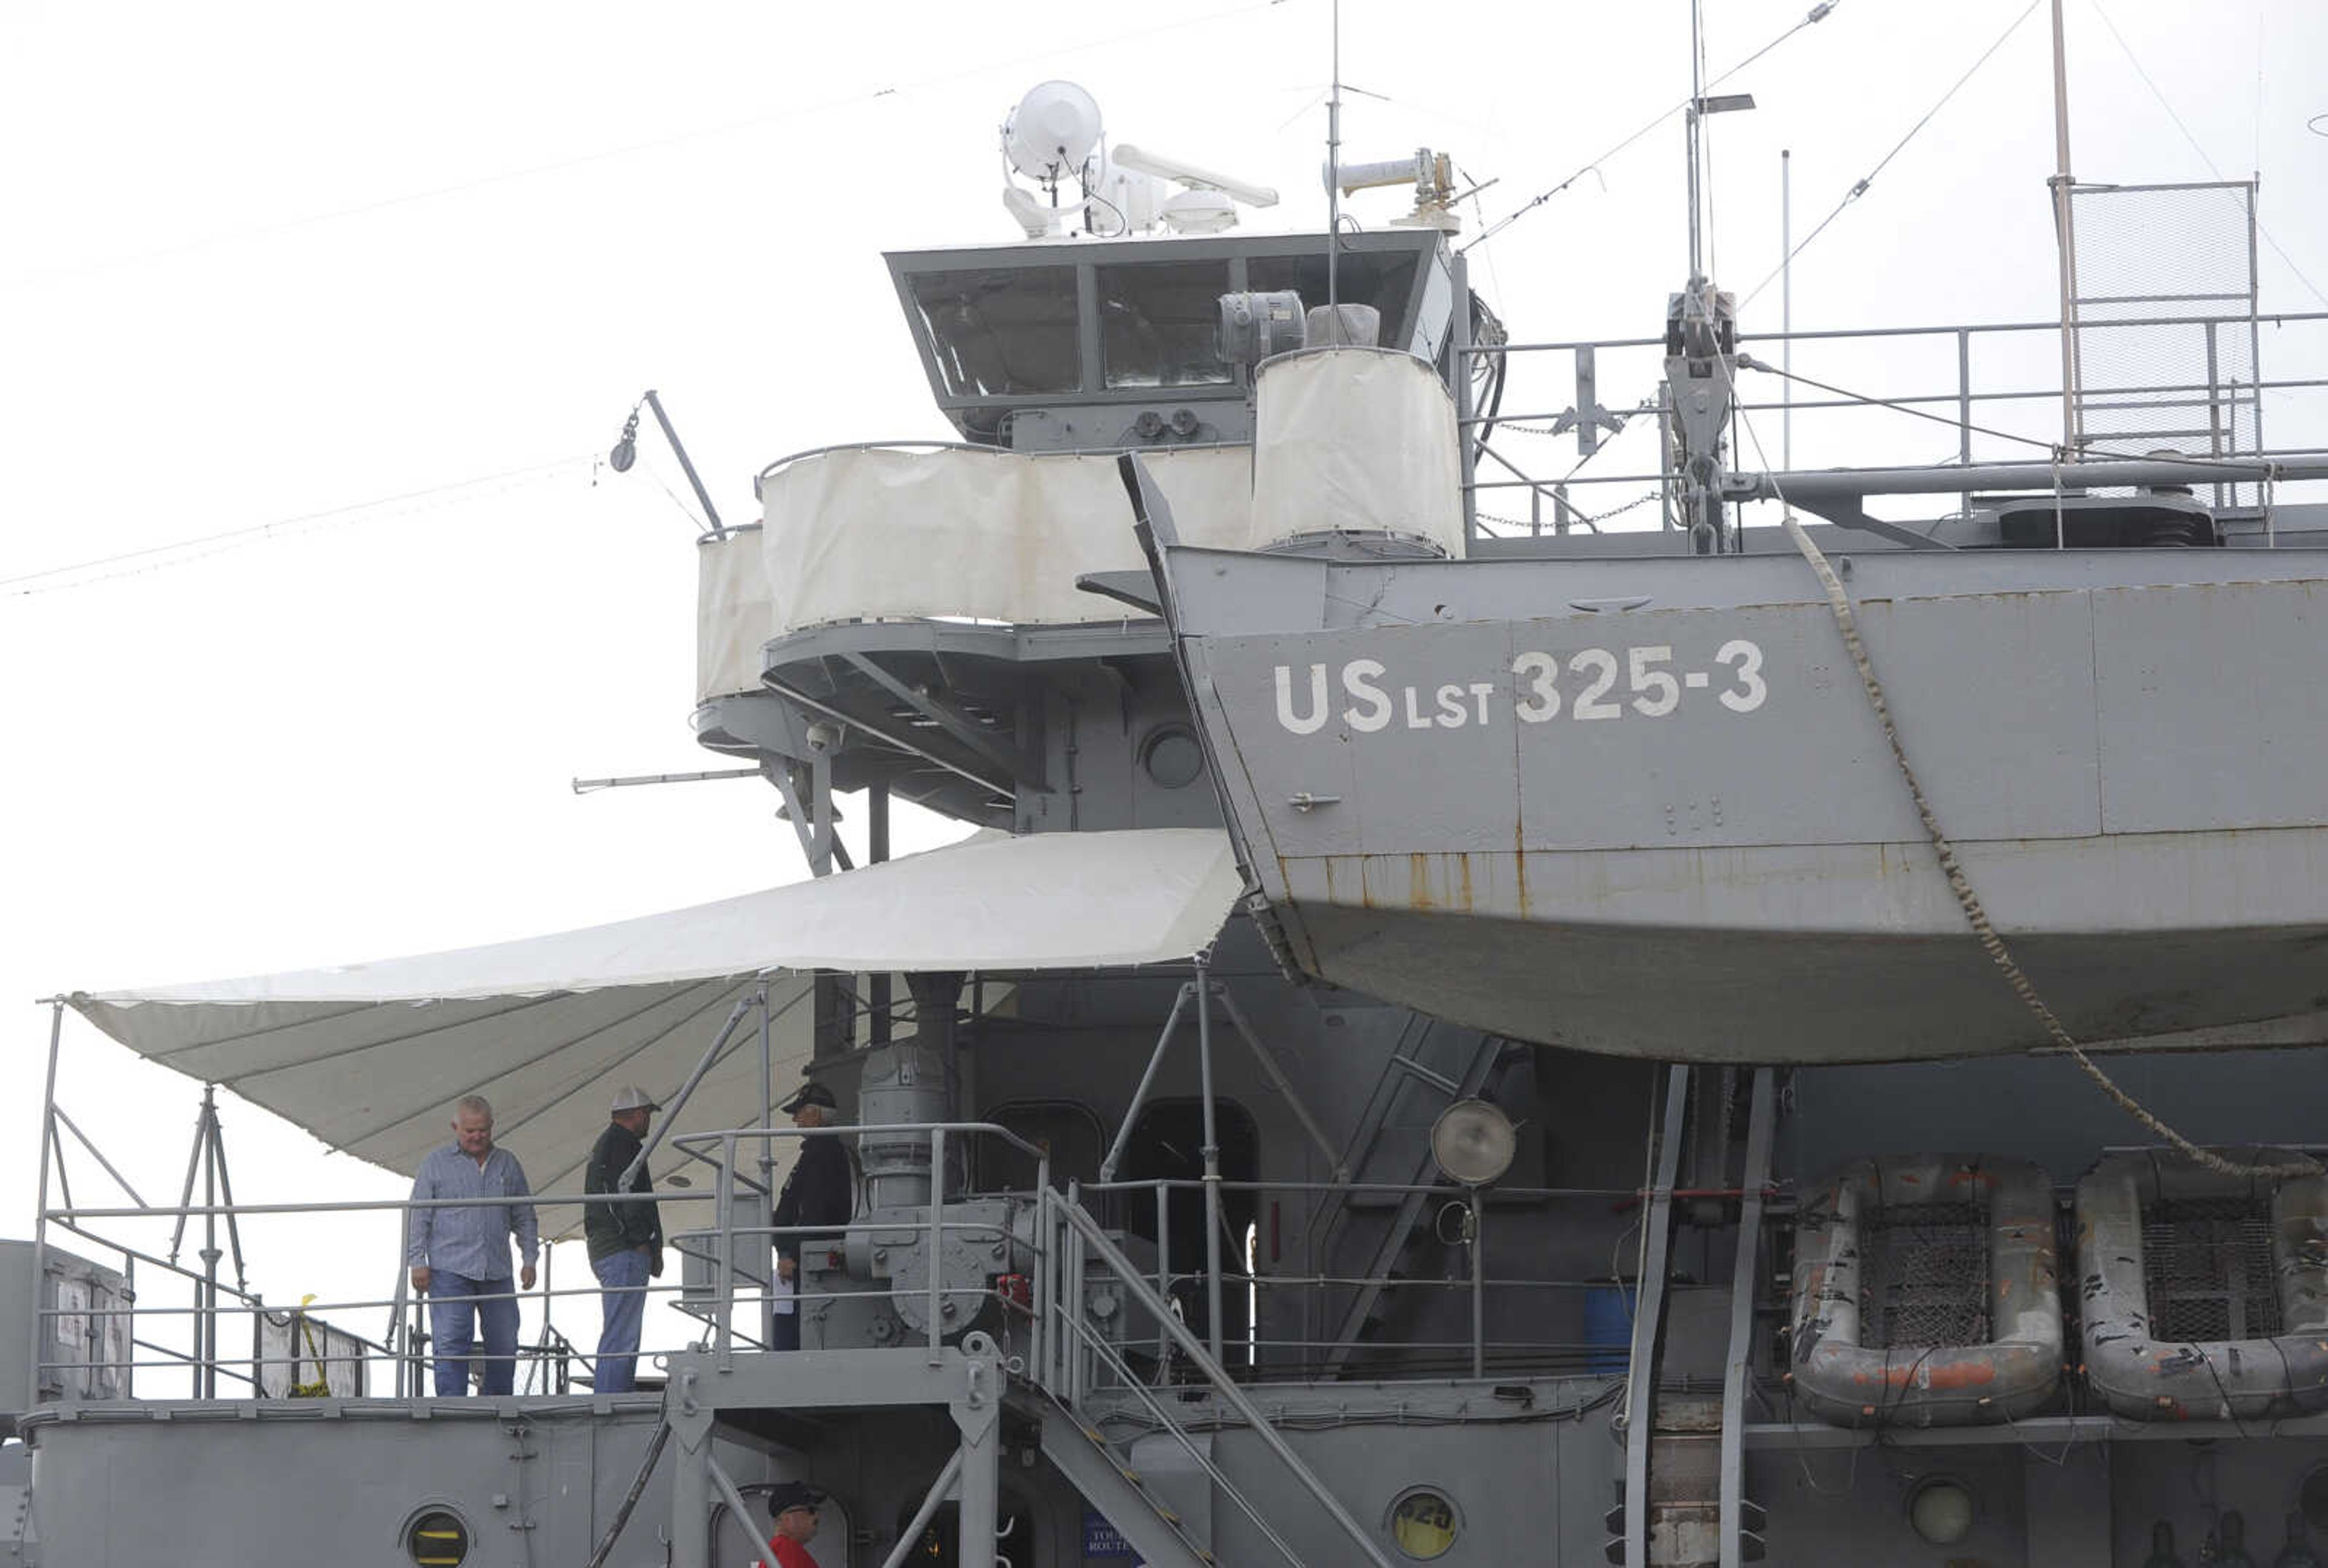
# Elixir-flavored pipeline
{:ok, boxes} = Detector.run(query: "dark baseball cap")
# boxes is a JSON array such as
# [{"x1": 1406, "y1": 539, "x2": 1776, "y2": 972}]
[
  {"x1": 768, "y1": 1480, "x2": 825, "y2": 1516},
  {"x1": 779, "y1": 1081, "x2": 838, "y2": 1113}
]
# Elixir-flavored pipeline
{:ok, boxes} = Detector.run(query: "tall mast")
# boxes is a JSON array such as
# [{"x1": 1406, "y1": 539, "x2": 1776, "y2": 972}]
[
  {"x1": 2047, "y1": 0, "x2": 2082, "y2": 454},
  {"x1": 1782, "y1": 147, "x2": 1793, "y2": 470},
  {"x1": 1326, "y1": 0, "x2": 1342, "y2": 316},
  {"x1": 1685, "y1": 0, "x2": 1706, "y2": 282}
]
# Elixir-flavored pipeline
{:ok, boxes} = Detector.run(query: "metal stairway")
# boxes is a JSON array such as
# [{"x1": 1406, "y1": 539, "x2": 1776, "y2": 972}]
[
  {"x1": 1022, "y1": 1394, "x2": 1217, "y2": 1568},
  {"x1": 1028, "y1": 1189, "x2": 1399, "y2": 1568}
]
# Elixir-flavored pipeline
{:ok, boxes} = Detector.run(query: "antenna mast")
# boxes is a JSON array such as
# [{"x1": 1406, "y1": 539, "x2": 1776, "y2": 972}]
[
  {"x1": 2047, "y1": 0, "x2": 2082, "y2": 454},
  {"x1": 1782, "y1": 147, "x2": 1792, "y2": 470},
  {"x1": 1326, "y1": 0, "x2": 1342, "y2": 316},
  {"x1": 1685, "y1": 0, "x2": 1706, "y2": 282}
]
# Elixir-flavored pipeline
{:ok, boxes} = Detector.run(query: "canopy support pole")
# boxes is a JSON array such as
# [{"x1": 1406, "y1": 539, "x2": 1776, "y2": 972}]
[
  {"x1": 756, "y1": 980, "x2": 777, "y2": 1352},
  {"x1": 621, "y1": 989, "x2": 768, "y2": 1190},
  {"x1": 162, "y1": 1087, "x2": 246, "y2": 1397},
  {"x1": 1195, "y1": 953, "x2": 1226, "y2": 1368},
  {"x1": 868, "y1": 783, "x2": 892, "y2": 1049},
  {"x1": 199, "y1": 1087, "x2": 218, "y2": 1395},
  {"x1": 1097, "y1": 983, "x2": 1194, "y2": 1184},
  {"x1": 28, "y1": 1001, "x2": 62, "y2": 1410}
]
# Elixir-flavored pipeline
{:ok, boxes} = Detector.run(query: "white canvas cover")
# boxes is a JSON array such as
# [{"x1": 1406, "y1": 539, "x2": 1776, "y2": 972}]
[
  {"x1": 698, "y1": 445, "x2": 1256, "y2": 700},
  {"x1": 69, "y1": 829, "x2": 1241, "y2": 1197},
  {"x1": 1251, "y1": 347, "x2": 1463, "y2": 555}
]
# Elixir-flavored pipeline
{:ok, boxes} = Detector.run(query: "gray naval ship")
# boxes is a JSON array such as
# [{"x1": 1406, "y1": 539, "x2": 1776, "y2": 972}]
[{"x1": 13, "y1": 64, "x2": 2328, "y2": 1568}]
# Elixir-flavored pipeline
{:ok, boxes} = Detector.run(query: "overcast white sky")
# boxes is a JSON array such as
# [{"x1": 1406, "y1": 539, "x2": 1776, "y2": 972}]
[{"x1": 1, "y1": 0, "x2": 2320, "y2": 1384}]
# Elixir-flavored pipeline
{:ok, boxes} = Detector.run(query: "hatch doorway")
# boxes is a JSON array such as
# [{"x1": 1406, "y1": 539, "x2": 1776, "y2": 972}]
[{"x1": 1118, "y1": 1097, "x2": 1259, "y2": 1359}]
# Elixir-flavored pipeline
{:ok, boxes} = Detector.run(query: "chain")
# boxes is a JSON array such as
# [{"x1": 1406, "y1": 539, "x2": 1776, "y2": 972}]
[{"x1": 1474, "y1": 490, "x2": 1660, "y2": 534}]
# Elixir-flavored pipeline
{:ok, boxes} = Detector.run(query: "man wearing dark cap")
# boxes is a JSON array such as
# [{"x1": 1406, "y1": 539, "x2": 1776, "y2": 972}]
[
  {"x1": 763, "y1": 1481, "x2": 826, "y2": 1567},
  {"x1": 770, "y1": 1080, "x2": 851, "y2": 1352},
  {"x1": 583, "y1": 1085, "x2": 664, "y2": 1393}
]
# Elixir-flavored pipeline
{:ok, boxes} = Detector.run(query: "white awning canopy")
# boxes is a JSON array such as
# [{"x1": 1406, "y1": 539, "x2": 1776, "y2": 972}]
[{"x1": 67, "y1": 829, "x2": 1240, "y2": 1198}]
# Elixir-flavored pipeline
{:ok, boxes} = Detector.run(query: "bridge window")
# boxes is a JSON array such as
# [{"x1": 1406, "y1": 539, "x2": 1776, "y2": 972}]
[
  {"x1": 1099, "y1": 260, "x2": 1233, "y2": 389},
  {"x1": 911, "y1": 267, "x2": 1081, "y2": 396}
]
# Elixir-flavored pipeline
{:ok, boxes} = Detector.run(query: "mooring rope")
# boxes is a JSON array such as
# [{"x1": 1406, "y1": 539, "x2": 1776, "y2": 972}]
[{"x1": 1774, "y1": 508, "x2": 2317, "y2": 1179}]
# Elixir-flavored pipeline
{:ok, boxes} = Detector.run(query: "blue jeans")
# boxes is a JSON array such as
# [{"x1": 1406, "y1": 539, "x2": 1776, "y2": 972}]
[
  {"x1": 592, "y1": 1247, "x2": 651, "y2": 1393},
  {"x1": 429, "y1": 1273, "x2": 518, "y2": 1396}
]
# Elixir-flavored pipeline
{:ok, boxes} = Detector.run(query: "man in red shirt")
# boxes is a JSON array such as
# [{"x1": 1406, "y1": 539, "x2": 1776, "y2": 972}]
[{"x1": 764, "y1": 1481, "x2": 826, "y2": 1568}]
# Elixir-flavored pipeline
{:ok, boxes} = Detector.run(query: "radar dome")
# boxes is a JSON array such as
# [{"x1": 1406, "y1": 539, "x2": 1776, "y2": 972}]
[{"x1": 1005, "y1": 81, "x2": 1102, "y2": 180}]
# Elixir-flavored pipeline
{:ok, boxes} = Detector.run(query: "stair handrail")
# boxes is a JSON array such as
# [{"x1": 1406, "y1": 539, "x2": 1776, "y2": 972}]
[
  {"x1": 1037, "y1": 1305, "x2": 1304, "y2": 1565},
  {"x1": 1043, "y1": 1189, "x2": 1400, "y2": 1568}
]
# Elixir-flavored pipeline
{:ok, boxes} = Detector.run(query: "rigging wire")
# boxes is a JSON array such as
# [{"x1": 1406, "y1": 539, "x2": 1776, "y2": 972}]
[
  {"x1": 1738, "y1": 0, "x2": 2041, "y2": 310},
  {"x1": 1460, "y1": 1, "x2": 1842, "y2": 257},
  {"x1": 3, "y1": 0, "x2": 1294, "y2": 291},
  {"x1": 2084, "y1": 0, "x2": 2328, "y2": 312},
  {"x1": 0, "y1": 455, "x2": 590, "y2": 599}
]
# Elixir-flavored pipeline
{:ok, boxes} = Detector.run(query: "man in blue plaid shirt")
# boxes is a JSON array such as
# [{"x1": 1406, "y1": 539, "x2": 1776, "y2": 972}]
[{"x1": 406, "y1": 1095, "x2": 540, "y2": 1395}]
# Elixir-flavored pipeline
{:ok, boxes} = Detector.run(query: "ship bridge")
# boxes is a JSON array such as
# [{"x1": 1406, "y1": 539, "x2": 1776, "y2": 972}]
[{"x1": 888, "y1": 228, "x2": 1456, "y2": 449}]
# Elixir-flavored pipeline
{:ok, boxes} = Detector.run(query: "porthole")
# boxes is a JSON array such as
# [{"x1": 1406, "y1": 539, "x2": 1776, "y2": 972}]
[
  {"x1": 1386, "y1": 1486, "x2": 1461, "y2": 1561},
  {"x1": 1139, "y1": 724, "x2": 1205, "y2": 790},
  {"x1": 1905, "y1": 1476, "x2": 1976, "y2": 1546},
  {"x1": 403, "y1": 1507, "x2": 470, "y2": 1566},
  {"x1": 2303, "y1": 1463, "x2": 2328, "y2": 1532}
]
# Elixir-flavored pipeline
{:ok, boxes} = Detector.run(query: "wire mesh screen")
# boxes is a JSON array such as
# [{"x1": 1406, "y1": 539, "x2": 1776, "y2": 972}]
[
  {"x1": 2141, "y1": 1197, "x2": 2283, "y2": 1343},
  {"x1": 2070, "y1": 182, "x2": 2259, "y2": 504},
  {"x1": 1860, "y1": 1201, "x2": 1990, "y2": 1350}
]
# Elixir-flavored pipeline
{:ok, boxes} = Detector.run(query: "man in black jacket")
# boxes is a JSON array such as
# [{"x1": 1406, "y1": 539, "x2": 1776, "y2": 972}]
[
  {"x1": 583, "y1": 1086, "x2": 664, "y2": 1392},
  {"x1": 771, "y1": 1080, "x2": 851, "y2": 1351}
]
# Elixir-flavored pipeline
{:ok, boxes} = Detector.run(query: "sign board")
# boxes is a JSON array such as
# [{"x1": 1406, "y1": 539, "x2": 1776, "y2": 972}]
[{"x1": 1082, "y1": 1509, "x2": 1143, "y2": 1562}]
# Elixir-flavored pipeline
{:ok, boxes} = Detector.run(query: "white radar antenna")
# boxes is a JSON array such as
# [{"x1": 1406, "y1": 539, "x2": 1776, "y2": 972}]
[{"x1": 998, "y1": 82, "x2": 1281, "y2": 239}]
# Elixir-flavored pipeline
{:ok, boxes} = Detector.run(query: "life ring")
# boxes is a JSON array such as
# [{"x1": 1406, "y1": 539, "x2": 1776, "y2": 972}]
[
  {"x1": 1789, "y1": 1155, "x2": 2061, "y2": 1427},
  {"x1": 2075, "y1": 1149, "x2": 2328, "y2": 1420}
]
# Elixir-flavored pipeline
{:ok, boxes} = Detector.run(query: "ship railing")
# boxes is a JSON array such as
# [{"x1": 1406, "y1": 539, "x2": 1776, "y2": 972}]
[
  {"x1": 24, "y1": 1212, "x2": 401, "y2": 1401},
  {"x1": 38, "y1": 1133, "x2": 1663, "y2": 1409},
  {"x1": 1460, "y1": 309, "x2": 2328, "y2": 540},
  {"x1": 1071, "y1": 1175, "x2": 1659, "y2": 1386},
  {"x1": 34, "y1": 1187, "x2": 712, "y2": 1401},
  {"x1": 30, "y1": 1121, "x2": 1051, "y2": 1401}
]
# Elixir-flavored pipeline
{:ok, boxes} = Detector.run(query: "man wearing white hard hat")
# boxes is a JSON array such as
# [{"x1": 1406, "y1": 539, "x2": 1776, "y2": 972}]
[{"x1": 583, "y1": 1086, "x2": 664, "y2": 1392}]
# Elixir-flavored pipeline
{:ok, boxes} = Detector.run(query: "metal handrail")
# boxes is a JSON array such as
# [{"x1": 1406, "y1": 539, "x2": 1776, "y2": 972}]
[
  {"x1": 669, "y1": 1121, "x2": 1050, "y2": 1365},
  {"x1": 1083, "y1": 1173, "x2": 1650, "y2": 1380},
  {"x1": 33, "y1": 1124, "x2": 1060, "y2": 1401},
  {"x1": 1045, "y1": 1293, "x2": 1308, "y2": 1566},
  {"x1": 1460, "y1": 309, "x2": 2328, "y2": 540},
  {"x1": 1465, "y1": 309, "x2": 2328, "y2": 355},
  {"x1": 1042, "y1": 1191, "x2": 1399, "y2": 1568}
]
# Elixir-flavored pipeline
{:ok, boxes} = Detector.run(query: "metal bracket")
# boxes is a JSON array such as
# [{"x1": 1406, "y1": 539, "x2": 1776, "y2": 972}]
[{"x1": 837, "y1": 652, "x2": 1046, "y2": 788}]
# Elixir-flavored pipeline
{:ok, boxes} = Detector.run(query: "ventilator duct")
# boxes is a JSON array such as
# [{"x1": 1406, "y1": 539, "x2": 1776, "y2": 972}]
[{"x1": 1250, "y1": 346, "x2": 1464, "y2": 558}]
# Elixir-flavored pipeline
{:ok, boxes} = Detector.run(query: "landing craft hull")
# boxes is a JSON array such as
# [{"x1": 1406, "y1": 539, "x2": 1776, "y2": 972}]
[{"x1": 1156, "y1": 539, "x2": 2328, "y2": 1062}]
